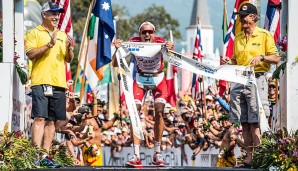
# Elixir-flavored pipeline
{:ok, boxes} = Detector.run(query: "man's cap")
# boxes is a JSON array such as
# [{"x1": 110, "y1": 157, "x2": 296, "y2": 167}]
[
  {"x1": 178, "y1": 122, "x2": 186, "y2": 127},
  {"x1": 269, "y1": 81, "x2": 276, "y2": 87},
  {"x1": 170, "y1": 107, "x2": 177, "y2": 112},
  {"x1": 168, "y1": 116, "x2": 174, "y2": 122},
  {"x1": 235, "y1": 3, "x2": 257, "y2": 16},
  {"x1": 164, "y1": 108, "x2": 170, "y2": 114},
  {"x1": 206, "y1": 95, "x2": 213, "y2": 101},
  {"x1": 42, "y1": 2, "x2": 65, "y2": 13},
  {"x1": 122, "y1": 127, "x2": 128, "y2": 132},
  {"x1": 162, "y1": 131, "x2": 169, "y2": 136}
]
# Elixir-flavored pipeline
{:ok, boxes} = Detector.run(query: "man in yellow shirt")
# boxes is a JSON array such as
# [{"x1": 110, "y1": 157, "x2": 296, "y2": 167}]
[
  {"x1": 25, "y1": 1, "x2": 74, "y2": 168},
  {"x1": 223, "y1": 3, "x2": 280, "y2": 167}
]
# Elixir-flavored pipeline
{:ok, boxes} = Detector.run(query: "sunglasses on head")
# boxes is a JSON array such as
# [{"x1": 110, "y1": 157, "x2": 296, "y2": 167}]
[{"x1": 141, "y1": 30, "x2": 154, "y2": 35}]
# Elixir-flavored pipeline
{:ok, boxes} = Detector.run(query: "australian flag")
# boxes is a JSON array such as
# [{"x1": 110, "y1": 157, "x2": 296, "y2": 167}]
[{"x1": 92, "y1": 0, "x2": 115, "y2": 69}]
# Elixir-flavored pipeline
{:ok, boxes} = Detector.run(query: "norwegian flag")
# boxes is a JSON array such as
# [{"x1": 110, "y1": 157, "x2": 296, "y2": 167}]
[
  {"x1": 193, "y1": 18, "x2": 204, "y2": 59},
  {"x1": 219, "y1": 0, "x2": 249, "y2": 96},
  {"x1": 192, "y1": 18, "x2": 203, "y2": 99},
  {"x1": 264, "y1": 0, "x2": 281, "y2": 44},
  {"x1": 53, "y1": 0, "x2": 73, "y2": 92}
]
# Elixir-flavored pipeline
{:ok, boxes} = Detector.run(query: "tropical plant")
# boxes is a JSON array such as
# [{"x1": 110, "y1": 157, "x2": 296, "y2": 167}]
[
  {"x1": 0, "y1": 130, "x2": 75, "y2": 170},
  {"x1": 0, "y1": 131, "x2": 42, "y2": 170},
  {"x1": 50, "y1": 140, "x2": 76, "y2": 166},
  {"x1": 251, "y1": 128, "x2": 298, "y2": 171}
]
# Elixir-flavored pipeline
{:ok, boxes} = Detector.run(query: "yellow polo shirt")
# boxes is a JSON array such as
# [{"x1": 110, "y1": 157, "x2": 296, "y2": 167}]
[
  {"x1": 233, "y1": 26, "x2": 279, "y2": 73},
  {"x1": 26, "y1": 25, "x2": 68, "y2": 88}
]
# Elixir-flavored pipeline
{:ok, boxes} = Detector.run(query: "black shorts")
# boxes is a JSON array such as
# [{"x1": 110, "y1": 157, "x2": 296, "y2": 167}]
[{"x1": 31, "y1": 85, "x2": 66, "y2": 120}]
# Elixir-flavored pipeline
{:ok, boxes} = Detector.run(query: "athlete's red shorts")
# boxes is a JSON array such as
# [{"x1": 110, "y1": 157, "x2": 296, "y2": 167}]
[{"x1": 133, "y1": 74, "x2": 167, "y2": 105}]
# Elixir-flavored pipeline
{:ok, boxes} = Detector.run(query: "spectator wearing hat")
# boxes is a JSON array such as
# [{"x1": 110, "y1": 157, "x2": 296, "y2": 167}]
[
  {"x1": 268, "y1": 78, "x2": 277, "y2": 128},
  {"x1": 223, "y1": 2, "x2": 280, "y2": 166},
  {"x1": 25, "y1": 1, "x2": 74, "y2": 167}
]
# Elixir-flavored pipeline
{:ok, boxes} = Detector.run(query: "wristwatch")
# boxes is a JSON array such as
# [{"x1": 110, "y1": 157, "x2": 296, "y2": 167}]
[
  {"x1": 47, "y1": 42, "x2": 53, "y2": 48},
  {"x1": 261, "y1": 55, "x2": 265, "y2": 62}
]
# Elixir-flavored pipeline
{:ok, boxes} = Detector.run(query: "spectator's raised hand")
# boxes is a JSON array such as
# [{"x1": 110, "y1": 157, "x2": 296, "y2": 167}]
[
  {"x1": 113, "y1": 39, "x2": 123, "y2": 49},
  {"x1": 66, "y1": 34, "x2": 74, "y2": 49},
  {"x1": 208, "y1": 84, "x2": 219, "y2": 98}
]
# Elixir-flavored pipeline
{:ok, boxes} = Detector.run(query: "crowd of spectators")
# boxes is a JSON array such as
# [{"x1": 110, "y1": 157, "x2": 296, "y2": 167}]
[
  {"x1": 58, "y1": 81, "x2": 239, "y2": 164},
  {"x1": 23, "y1": 74, "x2": 277, "y2": 167}
]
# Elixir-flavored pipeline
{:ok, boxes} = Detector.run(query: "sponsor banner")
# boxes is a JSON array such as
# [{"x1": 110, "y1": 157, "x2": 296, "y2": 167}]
[
  {"x1": 115, "y1": 47, "x2": 144, "y2": 140},
  {"x1": 162, "y1": 48, "x2": 269, "y2": 132},
  {"x1": 102, "y1": 145, "x2": 243, "y2": 167},
  {"x1": 162, "y1": 48, "x2": 256, "y2": 85},
  {"x1": 103, "y1": 146, "x2": 182, "y2": 166},
  {"x1": 117, "y1": 43, "x2": 269, "y2": 132}
]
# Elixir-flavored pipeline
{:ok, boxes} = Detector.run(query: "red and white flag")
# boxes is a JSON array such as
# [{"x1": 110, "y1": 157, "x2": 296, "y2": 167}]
[
  {"x1": 219, "y1": 0, "x2": 249, "y2": 96},
  {"x1": 166, "y1": 64, "x2": 178, "y2": 107},
  {"x1": 264, "y1": 0, "x2": 281, "y2": 44},
  {"x1": 192, "y1": 18, "x2": 203, "y2": 99},
  {"x1": 53, "y1": 0, "x2": 73, "y2": 91},
  {"x1": 166, "y1": 30, "x2": 178, "y2": 107}
]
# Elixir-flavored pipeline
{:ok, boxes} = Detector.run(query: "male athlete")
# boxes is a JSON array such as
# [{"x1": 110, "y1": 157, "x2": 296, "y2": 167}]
[{"x1": 112, "y1": 21, "x2": 174, "y2": 167}]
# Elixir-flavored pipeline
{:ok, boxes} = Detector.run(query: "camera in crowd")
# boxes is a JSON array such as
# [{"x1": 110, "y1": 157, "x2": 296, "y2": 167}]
[{"x1": 78, "y1": 106, "x2": 91, "y2": 114}]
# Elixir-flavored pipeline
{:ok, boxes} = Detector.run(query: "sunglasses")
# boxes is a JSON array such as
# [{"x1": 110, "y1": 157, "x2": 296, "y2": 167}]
[
  {"x1": 269, "y1": 85, "x2": 276, "y2": 89},
  {"x1": 141, "y1": 30, "x2": 154, "y2": 35}
]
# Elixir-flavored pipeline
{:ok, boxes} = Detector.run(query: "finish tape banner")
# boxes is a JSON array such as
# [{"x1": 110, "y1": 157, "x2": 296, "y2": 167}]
[
  {"x1": 117, "y1": 42, "x2": 269, "y2": 133},
  {"x1": 115, "y1": 47, "x2": 144, "y2": 140}
]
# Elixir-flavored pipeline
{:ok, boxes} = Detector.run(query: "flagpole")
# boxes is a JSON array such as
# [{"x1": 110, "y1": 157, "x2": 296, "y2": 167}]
[
  {"x1": 79, "y1": 36, "x2": 91, "y2": 104},
  {"x1": 196, "y1": 16, "x2": 207, "y2": 120},
  {"x1": 73, "y1": 0, "x2": 95, "y2": 92},
  {"x1": 169, "y1": 29, "x2": 178, "y2": 110}
]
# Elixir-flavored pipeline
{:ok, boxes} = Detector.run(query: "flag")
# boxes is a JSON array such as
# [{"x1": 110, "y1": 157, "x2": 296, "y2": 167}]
[
  {"x1": 74, "y1": 69, "x2": 93, "y2": 103},
  {"x1": 78, "y1": 0, "x2": 114, "y2": 90},
  {"x1": 166, "y1": 63, "x2": 178, "y2": 107},
  {"x1": 53, "y1": 0, "x2": 73, "y2": 91},
  {"x1": 223, "y1": 0, "x2": 249, "y2": 59},
  {"x1": 219, "y1": 0, "x2": 249, "y2": 96},
  {"x1": 264, "y1": 0, "x2": 281, "y2": 44},
  {"x1": 219, "y1": 0, "x2": 229, "y2": 96},
  {"x1": 92, "y1": 0, "x2": 115, "y2": 70},
  {"x1": 193, "y1": 18, "x2": 204, "y2": 59},
  {"x1": 192, "y1": 18, "x2": 203, "y2": 99}
]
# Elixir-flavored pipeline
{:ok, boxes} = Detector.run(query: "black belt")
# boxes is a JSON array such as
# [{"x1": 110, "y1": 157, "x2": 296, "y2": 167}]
[
  {"x1": 255, "y1": 72, "x2": 265, "y2": 78},
  {"x1": 52, "y1": 86, "x2": 66, "y2": 92},
  {"x1": 139, "y1": 70, "x2": 163, "y2": 77}
]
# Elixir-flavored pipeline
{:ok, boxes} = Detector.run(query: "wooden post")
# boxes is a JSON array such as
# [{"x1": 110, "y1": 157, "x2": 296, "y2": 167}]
[
  {"x1": 73, "y1": 0, "x2": 95, "y2": 92},
  {"x1": 79, "y1": 36, "x2": 91, "y2": 104}
]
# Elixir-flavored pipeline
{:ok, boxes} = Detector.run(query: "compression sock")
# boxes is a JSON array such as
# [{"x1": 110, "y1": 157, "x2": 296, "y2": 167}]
[
  {"x1": 134, "y1": 144, "x2": 140, "y2": 158},
  {"x1": 154, "y1": 141, "x2": 161, "y2": 153}
]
